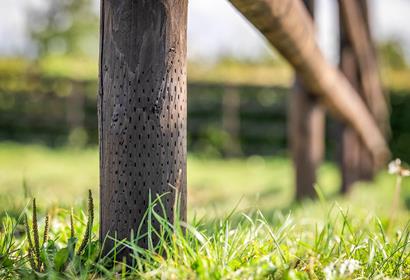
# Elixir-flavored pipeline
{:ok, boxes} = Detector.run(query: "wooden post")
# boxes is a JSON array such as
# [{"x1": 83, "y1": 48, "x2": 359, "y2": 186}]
[
  {"x1": 66, "y1": 81, "x2": 86, "y2": 146},
  {"x1": 66, "y1": 81, "x2": 85, "y2": 129},
  {"x1": 98, "y1": 0, "x2": 188, "y2": 257},
  {"x1": 222, "y1": 86, "x2": 241, "y2": 156},
  {"x1": 338, "y1": 3, "x2": 365, "y2": 192},
  {"x1": 290, "y1": 0, "x2": 325, "y2": 200},
  {"x1": 339, "y1": 0, "x2": 389, "y2": 135},
  {"x1": 228, "y1": 0, "x2": 390, "y2": 167},
  {"x1": 337, "y1": 0, "x2": 388, "y2": 192}
]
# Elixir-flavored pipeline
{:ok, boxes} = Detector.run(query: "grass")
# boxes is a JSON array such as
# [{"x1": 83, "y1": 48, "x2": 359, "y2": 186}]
[{"x1": 0, "y1": 142, "x2": 409, "y2": 279}]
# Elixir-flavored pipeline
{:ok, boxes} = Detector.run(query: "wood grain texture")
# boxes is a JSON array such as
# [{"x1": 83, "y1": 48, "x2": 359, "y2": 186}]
[
  {"x1": 98, "y1": 0, "x2": 188, "y2": 256},
  {"x1": 289, "y1": 0, "x2": 325, "y2": 200},
  {"x1": 228, "y1": 0, "x2": 390, "y2": 166}
]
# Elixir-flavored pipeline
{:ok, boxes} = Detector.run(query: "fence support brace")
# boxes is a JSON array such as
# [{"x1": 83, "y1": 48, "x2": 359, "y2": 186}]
[{"x1": 229, "y1": 0, "x2": 390, "y2": 166}]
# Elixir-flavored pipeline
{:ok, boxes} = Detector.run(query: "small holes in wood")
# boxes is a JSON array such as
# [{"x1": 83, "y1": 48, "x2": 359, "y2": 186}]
[{"x1": 100, "y1": 3, "x2": 188, "y2": 255}]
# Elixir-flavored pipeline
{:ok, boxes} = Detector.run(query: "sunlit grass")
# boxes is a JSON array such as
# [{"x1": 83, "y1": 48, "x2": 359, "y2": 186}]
[
  {"x1": 0, "y1": 142, "x2": 408, "y2": 216},
  {"x1": 0, "y1": 142, "x2": 409, "y2": 279},
  {"x1": 0, "y1": 193, "x2": 409, "y2": 279}
]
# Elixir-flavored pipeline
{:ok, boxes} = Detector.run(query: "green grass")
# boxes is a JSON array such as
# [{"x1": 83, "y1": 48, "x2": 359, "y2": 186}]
[{"x1": 0, "y1": 142, "x2": 409, "y2": 279}]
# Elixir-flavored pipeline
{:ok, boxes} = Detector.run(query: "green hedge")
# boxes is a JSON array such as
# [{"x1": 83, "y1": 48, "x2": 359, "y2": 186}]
[{"x1": 0, "y1": 58, "x2": 409, "y2": 160}]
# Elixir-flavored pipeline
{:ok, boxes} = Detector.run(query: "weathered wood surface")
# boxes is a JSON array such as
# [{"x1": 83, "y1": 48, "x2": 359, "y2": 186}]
[
  {"x1": 228, "y1": 0, "x2": 390, "y2": 166},
  {"x1": 289, "y1": 0, "x2": 324, "y2": 199},
  {"x1": 98, "y1": 0, "x2": 188, "y2": 255}
]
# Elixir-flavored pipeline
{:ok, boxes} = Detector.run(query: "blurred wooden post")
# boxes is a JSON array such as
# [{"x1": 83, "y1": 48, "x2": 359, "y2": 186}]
[
  {"x1": 222, "y1": 86, "x2": 241, "y2": 156},
  {"x1": 337, "y1": 0, "x2": 389, "y2": 192},
  {"x1": 337, "y1": 3, "x2": 364, "y2": 192},
  {"x1": 289, "y1": 0, "x2": 324, "y2": 199},
  {"x1": 66, "y1": 80, "x2": 86, "y2": 145},
  {"x1": 340, "y1": 0, "x2": 388, "y2": 135},
  {"x1": 99, "y1": 0, "x2": 188, "y2": 259}
]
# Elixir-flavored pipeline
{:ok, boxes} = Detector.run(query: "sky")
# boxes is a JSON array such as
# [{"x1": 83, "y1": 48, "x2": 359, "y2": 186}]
[{"x1": 1, "y1": 0, "x2": 410, "y2": 63}]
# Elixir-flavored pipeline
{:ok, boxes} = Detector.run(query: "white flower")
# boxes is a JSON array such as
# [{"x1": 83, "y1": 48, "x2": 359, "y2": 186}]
[
  {"x1": 388, "y1": 158, "x2": 410, "y2": 177},
  {"x1": 339, "y1": 259, "x2": 360, "y2": 276},
  {"x1": 324, "y1": 259, "x2": 360, "y2": 279},
  {"x1": 388, "y1": 159, "x2": 401, "y2": 174},
  {"x1": 324, "y1": 263, "x2": 336, "y2": 280}
]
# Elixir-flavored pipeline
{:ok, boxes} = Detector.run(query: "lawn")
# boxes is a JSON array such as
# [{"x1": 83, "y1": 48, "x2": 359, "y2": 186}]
[{"x1": 0, "y1": 142, "x2": 409, "y2": 279}]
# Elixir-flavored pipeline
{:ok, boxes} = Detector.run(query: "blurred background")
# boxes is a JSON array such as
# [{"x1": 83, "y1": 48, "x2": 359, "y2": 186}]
[{"x1": 0, "y1": 0, "x2": 409, "y2": 216}]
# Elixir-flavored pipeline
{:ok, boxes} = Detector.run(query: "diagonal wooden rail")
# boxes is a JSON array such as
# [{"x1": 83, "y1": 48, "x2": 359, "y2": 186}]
[
  {"x1": 228, "y1": 0, "x2": 390, "y2": 166},
  {"x1": 339, "y1": 0, "x2": 389, "y2": 136}
]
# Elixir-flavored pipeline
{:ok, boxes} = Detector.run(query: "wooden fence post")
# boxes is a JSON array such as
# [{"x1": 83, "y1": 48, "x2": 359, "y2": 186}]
[
  {"x1": 337, "y1": 0, "x2": 388, "y2": 192},
  {"x1": 66, "y1": 80, "x2": 86, "y2": 146},
  {"x1": 337, "y1": 12, "x2": 365, "y2": 192},
  {"x1": 222, "y1": 86, "x2": 241, "y2": 156},
  {"x1": 289, "y1": 0, "x2": 325, "y2": 199},
  {"x1": 98, "y1": 0, "x2": 188, "y2": 258}
]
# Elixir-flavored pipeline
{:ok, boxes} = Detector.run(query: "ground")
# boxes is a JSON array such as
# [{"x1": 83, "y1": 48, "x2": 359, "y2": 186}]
[{"x1": 0, "y1": 142, "x2": 409, "y2": 279}]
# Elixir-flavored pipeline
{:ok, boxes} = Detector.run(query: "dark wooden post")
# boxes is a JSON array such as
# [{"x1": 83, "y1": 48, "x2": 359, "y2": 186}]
[
  {"x1": 98, "y1": 0, "x2": 188, "y2": 256},
  {"x1": 337, "y1": 5, "x2": 364, "y2": 192},
  {"x1": 222, "y1": 86, "x2": 241, "y2": 156},
  {"x1": 289, "y1": 0, "x2": 325, "y2": 200},
  {"x1": 337, "y1": 0, "x2": 388, "y2": 192},
  {"x1": 66, "y1": 81, "x2": 86, "y2": 146},
  {"x1": 339, "y1": 0, "x2": 388, "y2": 135}
]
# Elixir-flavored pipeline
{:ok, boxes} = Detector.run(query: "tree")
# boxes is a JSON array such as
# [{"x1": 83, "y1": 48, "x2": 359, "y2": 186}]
[
  {"x1": 289, "y1": 0, "x2": 325, "y2": 200},
  {"x1": 379, "y1": 40, "x2": 408, "y2": 70},
  {"x1": 28, "y1": 0, "x2": 98, "y2": 57},
  {"x1": 99, "y1": 0, "x2": 188, "y2": 258}
]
